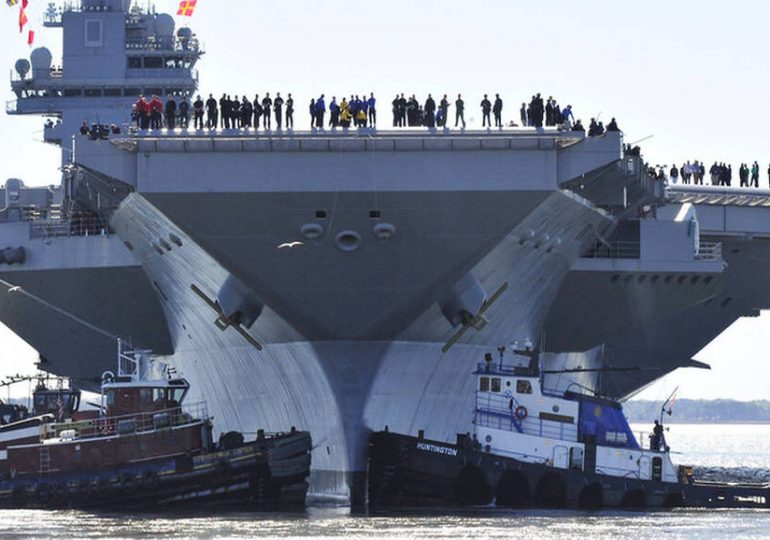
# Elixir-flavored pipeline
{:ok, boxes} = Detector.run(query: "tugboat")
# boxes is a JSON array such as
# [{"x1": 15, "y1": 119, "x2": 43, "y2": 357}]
[
  {"x1": 0, "y1": 342, "x2": 311, "y2": 509},
  {"x1": 368, "y1": 346, "x2": 769, "y2": 510}
]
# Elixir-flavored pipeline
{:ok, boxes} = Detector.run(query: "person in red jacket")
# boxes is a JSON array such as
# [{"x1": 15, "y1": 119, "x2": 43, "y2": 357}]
[
  {"x1": 149, "y1": 95, "x2": 164, "y2": 129},
  {"x1": 134, "y1": 95, "x2": 150, "y2": 130}
]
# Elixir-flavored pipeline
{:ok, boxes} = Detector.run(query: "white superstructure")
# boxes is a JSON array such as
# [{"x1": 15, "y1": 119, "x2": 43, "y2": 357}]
[{"x1": 473, "y1": 349, "x2": 678, "y2": 483}]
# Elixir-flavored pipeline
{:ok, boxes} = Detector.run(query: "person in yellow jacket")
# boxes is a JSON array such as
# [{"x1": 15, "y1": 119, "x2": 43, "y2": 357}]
[
  {"x1": 340, "y1": 108, "x2": 352, "y2": 128},
  {"x1": 340, "y1": 97, "x2": 349, "y2": 115},
  {"x1": 356, "y1": 109, "x2": 367, "y2": 127}
]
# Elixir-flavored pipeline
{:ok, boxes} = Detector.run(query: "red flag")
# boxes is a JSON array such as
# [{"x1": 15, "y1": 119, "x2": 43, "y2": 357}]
[
  {"x1": 27, "y1": 29, "x2": 34, "y2": 45},
  {"x1": 177, "y1": 0, "x2": 196, "y2": 17},
  {"x1": 22, "y1": 0, "x2": 28, "y2": 8},
  {"x1": 18, "y1": 6, "x2": 27, "y2": 32}
]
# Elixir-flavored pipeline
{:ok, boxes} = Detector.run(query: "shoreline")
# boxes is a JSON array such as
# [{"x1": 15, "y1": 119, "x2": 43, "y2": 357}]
[{"x1": 628, "y1": 420, "x2": 770, "y2": 425}]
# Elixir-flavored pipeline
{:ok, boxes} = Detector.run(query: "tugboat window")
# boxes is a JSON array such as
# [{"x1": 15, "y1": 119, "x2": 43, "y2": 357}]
[
  {"x1": 479, "y1": 377, "x2": 490, "y2": 392},
  {"x1": 139, "y1": 388, "x2": 153, "y2": 406},
  {"x1": 491, "y1": 378, "x2": 501, "y2": 392},
  {"x1": 516, "y1": 380, "x2": 533, "y2": 394}
]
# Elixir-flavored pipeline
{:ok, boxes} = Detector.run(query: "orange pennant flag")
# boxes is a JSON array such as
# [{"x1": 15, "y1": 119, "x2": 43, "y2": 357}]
[
  {"x1": 18, "y1": 6, "x2": 27, "y2": 32},
  {"x1": 177, "y1": 0, "x2": 196, "y2": 17}
]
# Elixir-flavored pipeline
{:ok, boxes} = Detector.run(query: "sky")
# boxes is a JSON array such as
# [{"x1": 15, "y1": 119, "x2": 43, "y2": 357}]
[{"x1": 0, "y1": 0, "x2": 769, "y2": 402}]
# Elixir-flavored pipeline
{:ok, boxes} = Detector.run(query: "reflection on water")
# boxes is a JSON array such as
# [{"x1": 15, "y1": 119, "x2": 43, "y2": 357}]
[{"x1": 1, "y1": 506, "x2": 769, "y2": 539}]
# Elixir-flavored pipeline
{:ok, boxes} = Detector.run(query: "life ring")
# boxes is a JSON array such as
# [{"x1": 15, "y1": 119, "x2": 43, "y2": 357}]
[{"x1": 515, "y1": 405, "x2": 528, "y2": 421}]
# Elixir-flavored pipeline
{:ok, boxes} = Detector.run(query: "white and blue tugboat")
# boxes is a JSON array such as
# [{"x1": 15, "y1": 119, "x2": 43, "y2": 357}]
[{"x1": 368, "y1": 347, "x2": 769, "y2": 510}]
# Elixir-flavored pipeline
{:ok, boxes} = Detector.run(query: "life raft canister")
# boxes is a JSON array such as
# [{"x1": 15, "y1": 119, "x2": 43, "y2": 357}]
[{"x1": 515, "y1": 405, "x2": 528, "y2": 421}]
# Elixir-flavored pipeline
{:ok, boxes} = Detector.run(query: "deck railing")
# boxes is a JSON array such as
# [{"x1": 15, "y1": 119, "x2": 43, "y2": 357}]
[
  {"x1": 44, "y1": 401, "x2": 209, "y2": 441},
  {"x1": 584, "y1": 240, "x2": 641, "y2": 259},
  {"x1": 584, "y1": 240, "x2": 723, "y2": 261}
]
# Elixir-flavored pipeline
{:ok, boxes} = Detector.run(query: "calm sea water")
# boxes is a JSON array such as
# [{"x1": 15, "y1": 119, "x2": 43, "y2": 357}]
[{"x1": 0, "y1": 424, "x2": 767, "y2": 539}]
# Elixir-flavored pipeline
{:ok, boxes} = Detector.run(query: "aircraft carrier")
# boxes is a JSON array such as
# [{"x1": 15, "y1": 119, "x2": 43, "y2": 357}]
[{"x1": 2, "y1": 0, "x2": 769, "y2": 503}]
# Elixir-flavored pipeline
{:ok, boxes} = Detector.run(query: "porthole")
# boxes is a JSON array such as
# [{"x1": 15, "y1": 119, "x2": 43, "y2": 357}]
[
  {"x1": 335, "y1": 230, "x2": 362, "y2": 252},
  {"x1": 372, "y1": 223, "x2": 396, "y2": 241},
  {"x1": 485, "y1": 435, "x2": 492, "y2": 443},
  {"x1": 301, "y1": 223, "x2": 324, "y2": 241}
]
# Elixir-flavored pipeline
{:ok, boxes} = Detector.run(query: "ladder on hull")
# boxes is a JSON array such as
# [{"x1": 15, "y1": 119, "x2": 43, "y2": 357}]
[{"x1": 39, "y1": 446, "x2": 51, "y2": 475}]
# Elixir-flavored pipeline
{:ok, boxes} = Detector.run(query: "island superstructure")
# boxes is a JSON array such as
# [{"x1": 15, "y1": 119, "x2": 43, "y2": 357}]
[{"x1": 1, "y1": 0, "x2": 768, "y2": 504}]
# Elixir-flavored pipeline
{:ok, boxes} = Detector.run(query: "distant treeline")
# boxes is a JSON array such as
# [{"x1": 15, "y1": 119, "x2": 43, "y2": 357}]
[{"x1": 624, "y1": 399, "x2": 770, "y2": 423}]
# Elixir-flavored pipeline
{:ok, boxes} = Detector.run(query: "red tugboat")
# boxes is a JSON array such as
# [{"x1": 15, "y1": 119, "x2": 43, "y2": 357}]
[{"x1": 0, "y1": 343, "x2": 311, "y2": 509}]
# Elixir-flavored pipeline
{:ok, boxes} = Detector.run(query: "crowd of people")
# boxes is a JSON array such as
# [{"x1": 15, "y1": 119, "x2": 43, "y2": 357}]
[
  {"x1": 79, "y1": 121, "x2": 121, "y2": 140},
  {"x1": 128, "y1": 92, "x2": 620, "y2": 134},
  {"x1": 668, "y1": 161, "x2": 770, "y2": 188},
  {"x1": 131, "y1": 93, "x2": 299, "y2": 131}
]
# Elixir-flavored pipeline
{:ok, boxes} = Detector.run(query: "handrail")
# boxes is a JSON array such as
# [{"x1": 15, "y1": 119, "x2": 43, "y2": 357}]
[
  {"x1": 584, "y1": 240, "x2": 640, "y2": 259},
  {"x1": 44, "y1": 401, "x2": 209, "y2": 441},
  {"x1": 584, "y1": 240, "x2": 722, "y2": 261},
  {"x1": 29, "y1": 217, "x2": 109, "y2": 239}
]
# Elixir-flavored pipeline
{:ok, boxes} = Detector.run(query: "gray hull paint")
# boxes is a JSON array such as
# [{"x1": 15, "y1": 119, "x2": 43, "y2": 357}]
[{"x1": 105, "y1": 188, "x2": 610, "y2": 499}]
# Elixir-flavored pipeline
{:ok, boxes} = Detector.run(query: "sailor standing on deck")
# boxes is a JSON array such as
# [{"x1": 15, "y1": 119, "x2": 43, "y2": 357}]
[
  {"x1": 455, "y1": 94, "x2": 465, "y2": 128},
  {"x1": 193, "y1": 95, "x2": 204, "y2": 130},
  {"x1": 368, "y1": 93, "x2": 377, "y2": 127},
  {"x1": 219, "y1": 94, "x2": 228, "y2": 129},
  {"x1": 520, "y1": 102, "x2": 527, "y2": 127},
  {"x1": 241, "y1": 97, "x2": 253, "y2": 128},
  {"x1": 262, "y1": 93, "x2": 272, "y2": 129},
  {"x1": 274, "y1": 93, "x2": 284, "y2": 129},
  {"x1": 150, "y1": 95, "x2": 163, "y2": 129},
  {"x1": 330, "y1": 97, "x2": 340, "y2": 128},
  {"x1": 206, "y1": 93, "x2": 218, "y2": 129},
  {"x1": 439, "y1": 94, "x2": 449, "y2": 128},
  {"x1": 231, "y1": 96, "x2": 241, "y2": 129},
  {"x1": 309, "y1": 98, "x2": 316, "y2": 128},
  {"x1": 398, "y1": 94, "x2": 407, "y2": 127},
  {"x1": 493, "y1": 94, "x2": 503, "y2": 128},
  {"x1": 135, "y1": 95, "x2": 149, "y2": 130},
  {"x1": 480, "y1": 94, "x2": 492, "y2": 127},
  {"x1": 253, "y1": 95, "x2": 262, "y2": 129},
  {"x1": 316, "y1": 95, "x2": 326, "y2": 128},
  {"x1": 164, "y1": 95, "x2": 177, "y2": 130},
  {"x1": 669, "y1": 165, "x2": 679, "y2": 184},
  {"x1": 178, "y1": 96, "x2": 190, "y2": 129},
  {"x1": 286, "y1": 94, "x2": 294, "y2": 129},
  {"x1": 424, "y1": 94, "x2": 436, "y2": 127},
  {"x1": 651, "y1": 420, "x2": 664, "y2": 450}
]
